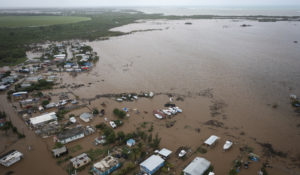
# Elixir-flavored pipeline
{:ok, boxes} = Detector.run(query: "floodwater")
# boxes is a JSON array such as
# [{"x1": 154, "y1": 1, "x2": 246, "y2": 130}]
[
  {"x1": 1, "y1": 19, "x2": 300, "y2": 175},
  {"x1": 136, "y1": 6, "x2": 300, "y2": 16}
]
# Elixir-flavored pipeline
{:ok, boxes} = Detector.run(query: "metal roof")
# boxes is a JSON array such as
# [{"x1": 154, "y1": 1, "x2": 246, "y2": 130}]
[
  {"x1": 140, "y1": 155, "x2": 164, "y2": 172},
  {"x1": 30, "y1": 112, "x2": 57, "y2": 125},
  {"x1": 183, "y1": 157, "x2": 211, "y2": 175}
]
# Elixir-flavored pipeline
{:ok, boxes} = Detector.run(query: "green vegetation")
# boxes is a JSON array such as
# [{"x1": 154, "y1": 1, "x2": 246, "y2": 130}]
[
  {"x1": 228, "y1": 169, "x2": 238, "y2": 175},
  {"x1": 0, "y1": 119, "x2": 25, "y2": 138},
  {"x1": 86, "y1": 148, "x2": 103, "y2": 161},
  {"x1": 42, "y1": 100, "x2": 50, "y2": 106},
  {"x1": 196, "y1": 146, "x2": 207, "y2": 154},
  {"x1": 113, "y1": 162, "x2": 135, "y2": 175},
  {"x1": 56, "y1": 109, "x2": 70, "y2": 120},
  {"x1": 15, "y1": 79, "x2": 54, "y2": 92},
  {"x1": 203, "y1": 166, "x2": 214, "y2": 175},
  {"x1": 96, "y1": 122, "x2": 116, "y2": 144},
  {"x1": 150, "y1": 133, "x2": 161, "y2": 149},
  {"x1": 53, "y1": 142, "x2": 64, "y2": 149},
  {"x1": 92, "y1": 108, "x2": 99, "y2": 115},
  {"x1": 69, "y1": 144, "x2": 82, "y2": 153},
  {"x1": 113, "y1": 108, "x2": 126, "y2": 119},
  {"x1": 0, "y1": 16, "x2": 91, "y2": 28}
]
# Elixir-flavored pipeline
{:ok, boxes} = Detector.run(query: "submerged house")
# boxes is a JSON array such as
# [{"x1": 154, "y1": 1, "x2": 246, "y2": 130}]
[
  {"x1": 158, "y1": 148, "x2": 172, "y2": 159},
  {"x1": 204, "y1": 135, "x2": 220, "y2": 147},
  {"x1": 29, "y1": 112, "x2": 57, "y2": 128},
  {"x1": 0, "y1": 150, "x2": 23, "y2": 167},
  {"x1": 140, "y1": 155, "x2": 165, "y2": 175},
  {"x1": 19, "y1": 98, "x2": 39, "y2": 109},
  {"x1": 52, "y1": 146, "x2": 68, "y2": 158},
  {"x1": 57, "y1": 127, "x2": 85, "y2": 144},
  {"x1": 12, "y1": 91, "x2": 28, "y2": 100},
  {"x1": 80, "y1": 112, "x2": 93, "y2": 122},
  {"x1": 183, "y1": 157, "x2": 211, "y2": 175},
  {"x1": 70, "y1": 153, "x2": 91, "y2": 169},
  {"x1": 92, "y1": 156, "x2": 121, "y2": 175}
]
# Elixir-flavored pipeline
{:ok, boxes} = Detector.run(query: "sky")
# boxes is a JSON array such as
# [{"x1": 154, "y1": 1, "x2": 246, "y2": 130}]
[{"x1": 0, "y1": 0, "x2": 300, "y2": 8}]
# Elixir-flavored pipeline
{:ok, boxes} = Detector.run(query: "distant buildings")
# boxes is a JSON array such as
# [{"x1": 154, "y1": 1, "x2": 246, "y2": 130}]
[
  {"x1": 57, "y1": 127, "x2": 85, "y2": 144},
  {"x1": 140, "y1": 155, "x2": 165, "y2": 175},
  {"x1": 183, "y1": 157, "x2": 211, "y2": 175},
  {"x1": 92, "y1": 156, "x2": 121, "y2": 175},
  {"x1": 0, "y1": 150, "x2": 23, "y2": 167},
  {"x1": 70, "y1": 153, "x2": 91, "y2": 169}
]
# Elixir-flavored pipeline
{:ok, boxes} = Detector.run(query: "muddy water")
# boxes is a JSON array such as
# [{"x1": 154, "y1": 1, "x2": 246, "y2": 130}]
[
  {"x1": 0, "y1": 95, "x2": 67, "y2": 175},
  {"x1": 59, "y1": 19, "x2": 300, "y2": 174}
]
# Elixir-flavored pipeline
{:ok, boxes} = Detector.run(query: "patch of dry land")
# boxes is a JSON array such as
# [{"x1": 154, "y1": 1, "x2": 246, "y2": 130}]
[{"x1": 1, "y1": 19, "x2": 300, "y2": 175}]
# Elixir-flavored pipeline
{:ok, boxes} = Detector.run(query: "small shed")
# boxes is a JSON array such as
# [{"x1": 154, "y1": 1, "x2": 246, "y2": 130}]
[
  {"x1": 52, "y1": 146, "x2": 68, "y2": 158},
  {"x1": 140, "y1": 155, "x2": 165, "y2": 175},
  {"x1": 204, "y1": 135, "x2": 220, "y2": 146},
  {"x1": 126, "y1": 139, "x2": 136, "y2": 147},
  {"x1": 158, "y1": 148, "x2": 172, "y2": 158},
  {"x1": 80, "y1": 113, "x2": 93, "y2": 122}
]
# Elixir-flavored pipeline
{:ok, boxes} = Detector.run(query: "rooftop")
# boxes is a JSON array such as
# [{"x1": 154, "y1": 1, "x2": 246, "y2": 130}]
[
  {"x1": 158, "y1": 148, "x2": 172, "y2": 158},
  {"x1": 57, "y1": 127, "x2": 84, "y2": 140},
  {"x1": 30, "y1": 112, "x2": 57, "y2": 126},
  {"x1": 183, "y1": 157, "x2": 211, "y2": 175},
  {"x1": 93, "y1": 156, "x2": 119, "y2": 172},
  {"x1": 140, "y1": 155, "x2": 165, "y2": 172}
]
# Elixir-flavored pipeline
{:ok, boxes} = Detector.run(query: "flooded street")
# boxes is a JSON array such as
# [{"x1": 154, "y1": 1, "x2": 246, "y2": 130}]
[{"x1": 1, "y1": 19, "x2": 300, "y2": 175}]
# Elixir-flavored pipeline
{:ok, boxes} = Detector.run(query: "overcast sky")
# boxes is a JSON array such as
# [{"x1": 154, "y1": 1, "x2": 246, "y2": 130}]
[{"x1": 0, "y1": 0, "x2": 300, "y2": 8}]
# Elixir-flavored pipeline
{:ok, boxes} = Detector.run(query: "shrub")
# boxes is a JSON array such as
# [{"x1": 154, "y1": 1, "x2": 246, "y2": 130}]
[
  {"x1": 113, "y1": 108, "x2": 126, "y2": 119},
  {"x1": 42, "y1": 100, "x2": 50, "y2": 106},
  {"x1": 93, "y1": 108, "x2": 99, "y2": 115}
]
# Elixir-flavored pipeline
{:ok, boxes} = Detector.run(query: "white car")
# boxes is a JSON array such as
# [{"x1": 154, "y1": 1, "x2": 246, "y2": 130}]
[
  {"x1": 178, "y1": 150, "x2": 187, "y2": 158},
  {"x1": 110, "y1": 121, "x2": 117, "y2": 128}
]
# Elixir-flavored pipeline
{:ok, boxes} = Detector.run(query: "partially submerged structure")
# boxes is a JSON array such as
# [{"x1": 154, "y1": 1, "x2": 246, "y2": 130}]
[
  {"x1": 92, "y1": 156, "x2": 121, "y2": 175},
  {"x1": 158, "y1": 148, "x2": 172, "y2": 159},
  {"x1": 52, "y1": 146, "x2": 68, "y2": 158},
  {"x1": 204, "y1": 135, "x2": 220, "y2": 146},
  {"x1": 80, "y1": 112, "x2": 93, "y2": 122},
  {"x1": 0, "y1": 150, "x2": 23, "y2": 167},
  {"x1": 57, "y1": 127, "x2": 85, "y2": 144},
  {"x1": 140, "y1": 155, "x2": 165, "y2": 175},
  {"x1": 183, "y1": 157, "x2": 211, "y2": 175},
  {"x1": 70, "y1": 153, "x2": 91, "y2": 169},
  {"x1": 29, "y1": 112, "x2": 57, "y2": 128}
]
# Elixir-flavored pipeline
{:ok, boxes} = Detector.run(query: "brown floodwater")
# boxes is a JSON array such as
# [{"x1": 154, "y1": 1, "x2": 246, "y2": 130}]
[{"x1": 1, "y1": 19, "x2": 300, "y2": 175}]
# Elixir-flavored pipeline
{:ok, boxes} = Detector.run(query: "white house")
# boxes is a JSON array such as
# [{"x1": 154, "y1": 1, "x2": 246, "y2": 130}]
[
  {"x1": 0, "y1": 150, "x2": 23, "y2": 167},
  {"x1": 57, "y1": 127, "x2": 85, "y2": 144},
  {"x1": 183, "y1": 157, "x2": 211, "y2": 175},
  {"x1": 70, "y1": 153, "x2": 91, "y2": 169},
  {"x1": 140, "y1": 155, "x2": 165, "y2": 175}
]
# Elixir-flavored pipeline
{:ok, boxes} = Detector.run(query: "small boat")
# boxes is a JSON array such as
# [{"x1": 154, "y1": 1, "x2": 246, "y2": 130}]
[{"x1": 223, "y1": 140, "x2": 233, "y2": 151}]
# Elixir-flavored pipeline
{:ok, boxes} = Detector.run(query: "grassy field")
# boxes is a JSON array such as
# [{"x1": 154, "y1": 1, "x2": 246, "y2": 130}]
[{"x1": 0, "y1": 16, "x2": 91, "y2": 27}]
